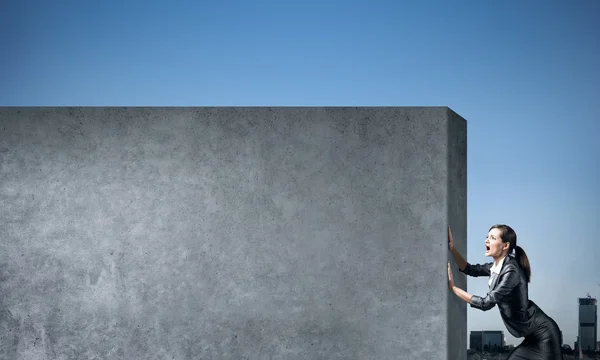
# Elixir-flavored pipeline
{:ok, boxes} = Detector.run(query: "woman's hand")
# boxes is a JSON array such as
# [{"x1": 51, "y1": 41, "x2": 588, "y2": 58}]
[
  {"x1": 448, "y1": 226, "x2": 455, "y2": 252},
  {"x1": 448, "y1": 263, "x2": 473, "y2": 304},
  {"x1": 448, "y1": 262, "x2": 455, "y2": 290}
]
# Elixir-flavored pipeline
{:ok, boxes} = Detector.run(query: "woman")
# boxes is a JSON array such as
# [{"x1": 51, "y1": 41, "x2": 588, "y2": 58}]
[{"x1": 447, "y1": 224, "x2": 563, "y2": 360}]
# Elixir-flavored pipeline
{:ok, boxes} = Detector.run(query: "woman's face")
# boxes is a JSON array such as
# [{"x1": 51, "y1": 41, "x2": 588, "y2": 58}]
[{"x1": 485, "y1": 228, "x2": 509, "y2": 258}]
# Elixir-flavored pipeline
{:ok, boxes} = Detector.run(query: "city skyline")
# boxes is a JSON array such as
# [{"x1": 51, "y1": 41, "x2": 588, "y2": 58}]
[
  {"x1": 2, "y1": 0, "x2": 599, "y2": 348},
  {"x1": 468, "y1": 292, "x2": 598, "y2": 349}
]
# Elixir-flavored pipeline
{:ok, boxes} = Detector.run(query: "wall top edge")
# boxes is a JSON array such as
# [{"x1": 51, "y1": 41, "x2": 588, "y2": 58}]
[
  {"x1": 0, "y1": 106, "x2": 454, "y2": 109},
  {"x1": 1, "y1": 106, "x2": 467, "y2": 122}
]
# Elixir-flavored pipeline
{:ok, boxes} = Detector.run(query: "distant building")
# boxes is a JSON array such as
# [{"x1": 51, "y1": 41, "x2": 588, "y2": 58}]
[
  {"x1": 470, "y1": 331, "x2": 505, "y2": 351},
  {"x1": 579, "y1": 296, "x2": 598, "y2": 352}
]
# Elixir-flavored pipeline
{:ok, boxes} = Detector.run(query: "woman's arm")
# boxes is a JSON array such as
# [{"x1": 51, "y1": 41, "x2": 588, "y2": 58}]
[
  {"x1": 448, "y1": 226, "x2": 491, "y2": 276},
  {"x1": 450, "y1": 247, "x2": 467, "y2": 271},
  {"x1": 459, "y1": 262, "x2": 493, "y2": 277},
  {"x1": 452, "y1": 285, "x2": 473, "y2": 303},
  {"x1": 450, "y1": 247, "x2": 492, "y2": 277},
  {"x1": 454, "y1": 264, "x2": 520, "y2": 311}
]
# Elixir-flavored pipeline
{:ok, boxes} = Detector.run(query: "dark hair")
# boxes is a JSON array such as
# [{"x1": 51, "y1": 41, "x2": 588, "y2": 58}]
[{"x1": 489, "y1": 224, "x2": 531, "y2": 283}]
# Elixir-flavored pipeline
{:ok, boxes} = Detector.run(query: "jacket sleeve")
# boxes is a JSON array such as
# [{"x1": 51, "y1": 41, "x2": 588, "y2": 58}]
[
  {"x1": 469, "y1": 264, "x2": 520, "y2": 311},
  {"x1": 459, "y1": 262, "x2": 492, "y2": 277}
]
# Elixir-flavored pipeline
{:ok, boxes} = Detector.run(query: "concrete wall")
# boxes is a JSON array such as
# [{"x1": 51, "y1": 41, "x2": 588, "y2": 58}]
[{"x1": 0, "y1": 107, "x2": 467, "y2": 360}]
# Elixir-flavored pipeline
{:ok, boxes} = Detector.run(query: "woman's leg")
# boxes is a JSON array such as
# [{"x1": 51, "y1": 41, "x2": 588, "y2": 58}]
[
  {"x1": 506, "y1": 338, "x2": 536, "y2": 360},
  {"x1": 506, "y1": 318, "x2": 563, "y2": 360},
  {"x1": 544, "y1": 317, "x2": 564, "y2": 360}
]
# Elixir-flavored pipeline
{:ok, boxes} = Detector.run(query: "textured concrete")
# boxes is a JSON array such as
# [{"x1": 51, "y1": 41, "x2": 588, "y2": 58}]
[{"x1": 0, "y1": 107, "x2": 467, "y2": 360}]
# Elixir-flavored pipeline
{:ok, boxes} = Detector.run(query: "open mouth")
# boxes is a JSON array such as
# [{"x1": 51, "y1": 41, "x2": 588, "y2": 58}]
[{"x1": 485, "y1": 246, "x2": 490, "y2": 251}]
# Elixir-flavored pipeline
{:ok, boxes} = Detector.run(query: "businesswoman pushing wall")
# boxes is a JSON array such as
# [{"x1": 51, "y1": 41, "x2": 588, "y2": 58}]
[{"x1": 447, "y1": 224, "x2": 563, "y2": 360}]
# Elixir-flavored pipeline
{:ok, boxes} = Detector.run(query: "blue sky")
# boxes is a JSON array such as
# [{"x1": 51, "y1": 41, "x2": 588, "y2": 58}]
[{"x1": 2, "y1": 0, "x2": 599, "y2": 347}]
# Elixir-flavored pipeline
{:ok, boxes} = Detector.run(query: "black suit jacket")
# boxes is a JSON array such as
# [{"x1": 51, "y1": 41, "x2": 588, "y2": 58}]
[{"x1": 459, "y1": 254, "x2": 548, "y2": 338}]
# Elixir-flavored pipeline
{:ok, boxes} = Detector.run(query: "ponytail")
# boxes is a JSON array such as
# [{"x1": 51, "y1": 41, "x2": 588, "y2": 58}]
[{"x1": 514, "y1": 245, "x2": 531, "y2": 283}]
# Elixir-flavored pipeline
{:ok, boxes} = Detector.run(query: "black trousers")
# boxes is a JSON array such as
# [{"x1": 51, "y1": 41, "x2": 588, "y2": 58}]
[{"x1": 507, "y1": 315, "x2": 563, "y2": 360}]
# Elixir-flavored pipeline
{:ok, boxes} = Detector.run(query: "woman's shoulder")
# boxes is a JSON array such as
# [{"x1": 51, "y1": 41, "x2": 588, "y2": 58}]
[
  {"x1": 502, "y1": 255, "x2": 527, "y2": 277},
  {"x1": 502, "y1": 255, "x2": 520, "y2": 271}
]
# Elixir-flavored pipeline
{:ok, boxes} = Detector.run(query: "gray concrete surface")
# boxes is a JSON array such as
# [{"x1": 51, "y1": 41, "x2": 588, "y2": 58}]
[{"x1": 0, "y1": 107, "x2": 467, "y2": 359}]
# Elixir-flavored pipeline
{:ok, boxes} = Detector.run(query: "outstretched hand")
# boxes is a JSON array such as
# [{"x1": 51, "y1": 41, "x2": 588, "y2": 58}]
[
  {"x1": 447, "y1": 262, "x2": 455, "y2": 290},
  {"x1": 448, "y1": 226, "x2": 455, "y2": 251}
]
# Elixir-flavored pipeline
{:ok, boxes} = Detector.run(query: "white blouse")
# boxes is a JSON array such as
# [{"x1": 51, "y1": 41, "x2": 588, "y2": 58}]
[{"x1": 489, "y1": 255, "x2": 507, "y2": 287}]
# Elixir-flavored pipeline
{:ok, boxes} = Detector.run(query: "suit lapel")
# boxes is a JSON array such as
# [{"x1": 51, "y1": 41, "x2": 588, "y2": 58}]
[
  {"x1": 489, "y1": 271, "x2": 500, "y2": 290},
  {"x1": 489, "y1": 255, "x2": 509, "y2": 290}
]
